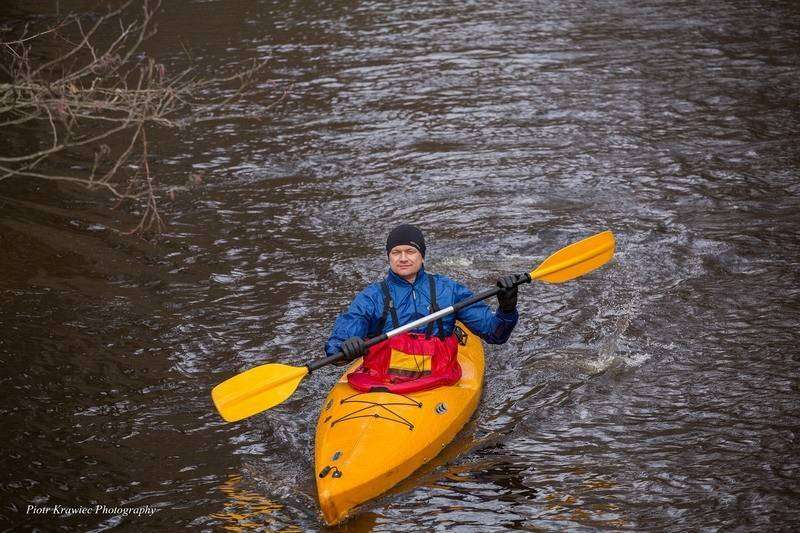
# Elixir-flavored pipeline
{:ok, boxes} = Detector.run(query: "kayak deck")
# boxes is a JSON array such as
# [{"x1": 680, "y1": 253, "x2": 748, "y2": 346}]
[{"x1": 314, "y1": 322, "x2": 485, "y2": 525}]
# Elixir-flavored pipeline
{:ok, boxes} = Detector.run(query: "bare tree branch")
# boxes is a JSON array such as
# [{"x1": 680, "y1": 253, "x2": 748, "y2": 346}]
[{"x1": 0, "y1": 0, "x2": 286, "y2": 235}]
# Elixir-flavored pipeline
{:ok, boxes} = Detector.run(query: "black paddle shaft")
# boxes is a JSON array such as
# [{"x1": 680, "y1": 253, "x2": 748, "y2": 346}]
[{"x1": 306, "y1": 273, "x2": 531, "y2": 372}]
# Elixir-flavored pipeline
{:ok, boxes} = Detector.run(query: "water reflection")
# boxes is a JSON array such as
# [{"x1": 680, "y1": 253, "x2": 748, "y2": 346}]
[{"x1": 211, "y1": 475, "x2": 299, "y2": 532}]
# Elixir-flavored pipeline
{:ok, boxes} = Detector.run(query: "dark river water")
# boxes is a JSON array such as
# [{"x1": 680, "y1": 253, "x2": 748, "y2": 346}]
[{"x1": 2, "y1": 0, "x2": 799, "y2": 531}]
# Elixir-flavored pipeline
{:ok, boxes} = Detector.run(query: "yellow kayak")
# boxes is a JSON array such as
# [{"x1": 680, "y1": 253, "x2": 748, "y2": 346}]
[{"x1": 314, "y1": 322, "x2": 485, "y2": 525}]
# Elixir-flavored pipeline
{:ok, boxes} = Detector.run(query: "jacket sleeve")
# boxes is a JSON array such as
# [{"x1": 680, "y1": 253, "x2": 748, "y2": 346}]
[
  {"x1": 452, "y1": 281, "x2": 518, "y2": 344},
  {"x1": 324, "y1": 287, "x2": 380, "y2": 357}
]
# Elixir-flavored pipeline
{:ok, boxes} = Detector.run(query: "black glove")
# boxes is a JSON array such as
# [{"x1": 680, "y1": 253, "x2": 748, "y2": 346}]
[
  {"x1": 496, "y1": 274, "x2": 521, "y2": 313},
  {"x1": 340, "y1": 336, "x2": 367, "y2": 362}
]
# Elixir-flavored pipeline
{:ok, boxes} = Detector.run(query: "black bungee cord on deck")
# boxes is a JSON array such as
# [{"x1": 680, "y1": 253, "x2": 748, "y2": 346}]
[{"x1": 329, "y1": 391, "x2": 423, "y2": 431}]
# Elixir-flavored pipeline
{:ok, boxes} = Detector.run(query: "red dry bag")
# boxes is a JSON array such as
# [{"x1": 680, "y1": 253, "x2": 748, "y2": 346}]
[{"x1": 347, "y1": 332, "x2": 461, "y2": 394}]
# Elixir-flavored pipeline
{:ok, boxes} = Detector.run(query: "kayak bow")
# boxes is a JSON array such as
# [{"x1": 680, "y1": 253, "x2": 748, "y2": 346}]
[{"x1": 314, "y1": 322, "x2": 484, "y2": 525}]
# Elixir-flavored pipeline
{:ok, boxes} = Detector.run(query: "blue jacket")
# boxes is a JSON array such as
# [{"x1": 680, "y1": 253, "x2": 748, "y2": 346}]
[{"x1": 325, "y1": 266, "x2": 518, "y2": 357}]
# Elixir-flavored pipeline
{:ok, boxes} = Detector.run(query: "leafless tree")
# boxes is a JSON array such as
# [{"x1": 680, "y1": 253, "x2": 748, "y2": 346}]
[{"x1": 0, "y1": 0, "x2": 287, "y2": 234}]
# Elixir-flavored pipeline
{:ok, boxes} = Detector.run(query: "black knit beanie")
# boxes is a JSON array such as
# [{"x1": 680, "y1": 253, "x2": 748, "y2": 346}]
[{"x1": 386, "y1": 224, "x2": 426, "y2": 257}]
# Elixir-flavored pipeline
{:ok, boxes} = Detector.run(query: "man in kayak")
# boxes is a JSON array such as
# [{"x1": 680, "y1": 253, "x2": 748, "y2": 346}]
[{"x1": 324, "y1": 224, "x2": 520, "y2": 391}]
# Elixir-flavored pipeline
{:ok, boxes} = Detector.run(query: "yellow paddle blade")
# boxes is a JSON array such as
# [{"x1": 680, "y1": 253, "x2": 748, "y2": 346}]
[
  {"x1": 530, "y1": 230, "x2": 615, "y2": 283},
  {"x1": 211, "y1": 363, "x2": 309, "y2": 422}
]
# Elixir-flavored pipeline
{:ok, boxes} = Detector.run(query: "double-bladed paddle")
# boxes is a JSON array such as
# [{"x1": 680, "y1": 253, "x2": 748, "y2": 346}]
[{"x1": 212, "y1": 230, "x2": 615, "y2": 422}]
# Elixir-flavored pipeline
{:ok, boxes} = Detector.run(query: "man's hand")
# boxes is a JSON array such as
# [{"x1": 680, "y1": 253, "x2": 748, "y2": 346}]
[
  {"x1": 496, "y1": 275, "x2": 521, "y2": 312},
  {"x1": 340, "y1": 336, "x2": 367, "y2": 361}
]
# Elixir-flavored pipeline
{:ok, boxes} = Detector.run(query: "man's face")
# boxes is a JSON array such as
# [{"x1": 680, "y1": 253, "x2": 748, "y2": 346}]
[{"x1": 388, "y1": 245, "x2": 423, "y2": 280}]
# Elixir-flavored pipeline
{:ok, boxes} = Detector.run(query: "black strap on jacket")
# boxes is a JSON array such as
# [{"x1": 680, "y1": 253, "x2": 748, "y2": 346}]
[
  {"x1": 375, "y1": 281, "x2": 399, "y2": 334},
  {"x1": 425, "y1": 275, "x2": 446, "y2": 339}
]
